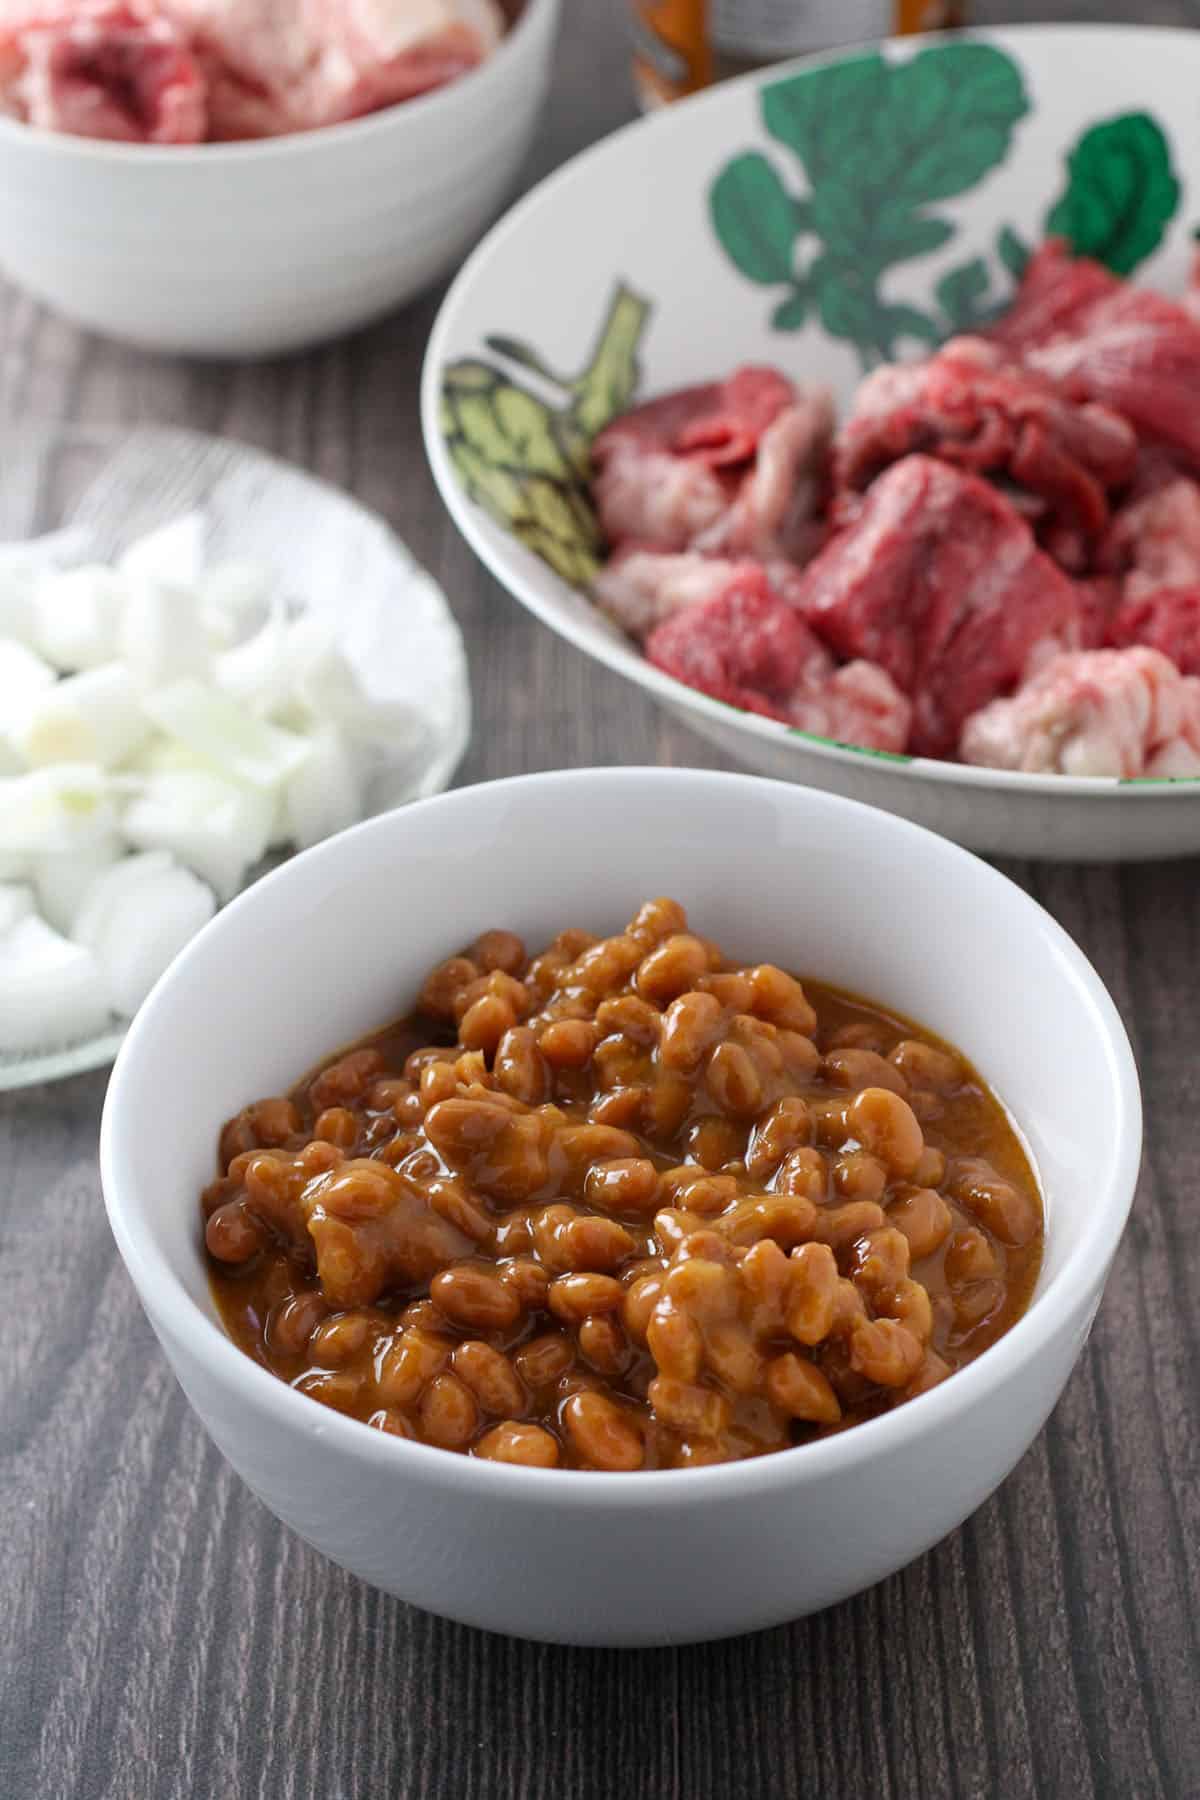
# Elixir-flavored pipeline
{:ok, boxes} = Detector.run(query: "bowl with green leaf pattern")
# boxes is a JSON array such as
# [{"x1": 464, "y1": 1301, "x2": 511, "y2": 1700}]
[{"x1": 423, "y1": 24, "x2": 1200, "y2": 861}]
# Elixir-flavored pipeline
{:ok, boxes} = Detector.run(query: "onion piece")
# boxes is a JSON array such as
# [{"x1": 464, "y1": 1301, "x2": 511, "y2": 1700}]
[
  {"x1": 118, "y1": 576, "x2": 211, "y2": 688},
  {"x1": 33, "y1": 832, "x2": 124, "y2": 934},
  {"x1": 122, "y1": 769, "x2": 274, "y2": 899},
  {"x1": 0, "y1": 528, "x2": 94, "y2": 643},
  {"x1": 15, "y1": 663, "x2": 151, "y2": 769},
  {"x1": 283, "y1": 725, "x2": 362, "y2": 849},
  {"x1": 198, "y1": 560, "x2": 274, "y2": 648},
  {"x1": 0, "y1": 913, "x2": 111, "y2": 1052},
  {"x1": 0, "y1": 766, "x2": 117, "y2": 855},
  {"x1": 142, "y1": 678, "x2": 311, "y2": 790},
  {"x1": 33, "y1": 565, "x2": 128, "y2": 671},
  {"x1": 117, "y1": 513, "x2": 205, "y2": 589},
  {"x1": 293, "y1": 635, "x2": 427, "y2": 757},
  {"x1": 214, "y1": 595, "x2": 289, "y2": 714},
  {"x1": 74, "y1": 851, "x2": 215, "y2": 1015},
  {"x1": 0, "y1": 882, "x2": 34, "y2": 932}
]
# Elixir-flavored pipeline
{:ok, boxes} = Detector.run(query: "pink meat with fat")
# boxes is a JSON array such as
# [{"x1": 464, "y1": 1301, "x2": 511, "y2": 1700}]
[
  {"x1": 832, "y1": 334, "x2": 1137, "y2": 563},
  {"x1": 791, "y1": 454, "x2": 1084, "y2": 758},
  {"x1": 0, "y1": 0, "x2": 206, "y2": 140},
  {"x1": 990, "y1": 240, "x2": 1200, "y2": 469},
  {"x1": 644, "y1": 568, "x2": 911, "y2": 753},
  {"x1": 960, "y1": 647, "x2": 1200, "y2": 778},
  {"x1": 592, "y1": 366, "x2": 833, "y2": 561}
]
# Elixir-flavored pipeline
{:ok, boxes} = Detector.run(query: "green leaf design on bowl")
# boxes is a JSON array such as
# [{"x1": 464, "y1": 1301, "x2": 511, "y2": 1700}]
[
  {"x1": 1045, "y1": 112, "x2": 1180, "y2": 275},
  {"x1": 441, "y1": 284, "x2": 651, "y2": 585},
  {"x1": 709, "y1": 41, "x2": 1030, "y2": 365}
]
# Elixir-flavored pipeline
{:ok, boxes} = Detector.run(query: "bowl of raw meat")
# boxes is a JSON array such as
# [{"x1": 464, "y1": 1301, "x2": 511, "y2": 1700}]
[
  {"x1": 0, "y1": 0, "x2": 559, "y2": 356},
  {"x1": 424, "y1": 24, "x2": 1200, "y2": 861}
]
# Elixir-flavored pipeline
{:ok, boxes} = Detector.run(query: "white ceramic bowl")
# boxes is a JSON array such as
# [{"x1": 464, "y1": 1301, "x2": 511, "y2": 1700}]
[
  {"x1": 423, "y1": 25, "x2": 1200, "y2": 860},
  {"x1": 100, "y1": 767, "x2": 1140, "y2": 1645},
  {"x1": 0, "y1": 0, "x2": 559, "y2": 357}
]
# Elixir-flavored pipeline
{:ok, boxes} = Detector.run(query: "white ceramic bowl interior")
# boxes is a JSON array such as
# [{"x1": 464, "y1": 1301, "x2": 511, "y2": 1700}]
[
  {"x1": 423, "y1": 25, "x2": 1200, "y2": 861},
  {"x1": 0, "y1": 0, "x2": 560, "y2": 357},
  {"x1": 101, "y1": 768, "x2": 1141, "y2": 1646}
]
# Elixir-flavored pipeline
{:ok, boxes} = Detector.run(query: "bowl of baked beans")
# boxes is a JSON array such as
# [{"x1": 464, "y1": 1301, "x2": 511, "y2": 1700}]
[{"x1": 100, "y1": 767, "x2": 1140, "y2": 1645}]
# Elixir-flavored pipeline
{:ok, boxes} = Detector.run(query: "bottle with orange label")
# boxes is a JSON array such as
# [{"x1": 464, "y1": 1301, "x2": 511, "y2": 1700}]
[{"x1": 631, "y1": 0, "x2": 968, "y2": 109}]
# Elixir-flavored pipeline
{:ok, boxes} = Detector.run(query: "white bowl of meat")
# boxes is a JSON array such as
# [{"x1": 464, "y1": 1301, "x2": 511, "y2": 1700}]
[
  {"x1": 0, "y1": 0, "x2": 559, "y2": 355},
  {"x1": 100, "y1": 766, "x2": 1141, "y2": 1644},
  {"x1": 424, "y1": 24, "x2": 1200, "y2": 860}
]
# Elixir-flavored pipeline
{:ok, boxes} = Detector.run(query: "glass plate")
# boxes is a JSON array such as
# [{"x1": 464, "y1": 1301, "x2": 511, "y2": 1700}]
[{"x1": 0, "y1": 423, "x2": 471, "y2": 1091}]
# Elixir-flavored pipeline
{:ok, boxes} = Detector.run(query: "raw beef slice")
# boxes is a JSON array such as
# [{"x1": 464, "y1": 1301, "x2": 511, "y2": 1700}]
[{"x1": 792, "y1": 455, "x2": 1082, "y2": 758}]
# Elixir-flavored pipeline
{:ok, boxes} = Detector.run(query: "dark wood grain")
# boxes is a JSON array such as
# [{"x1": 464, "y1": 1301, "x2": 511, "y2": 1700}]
[{"x1": 2, "y1": 7, "x2": 1199, "y2": 1798}]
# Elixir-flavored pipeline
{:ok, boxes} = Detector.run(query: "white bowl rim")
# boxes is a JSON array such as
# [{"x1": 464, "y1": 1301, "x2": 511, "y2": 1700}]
[
  {"x1": 100, "y1": 765, "x2": 1143, "y2": 1504},
  {"x1": 420, "y1": 20, "x2": 1200, "y2": 803},
  {"x1": 0, "y1": 0, "x2": 557, "y2": 165}
]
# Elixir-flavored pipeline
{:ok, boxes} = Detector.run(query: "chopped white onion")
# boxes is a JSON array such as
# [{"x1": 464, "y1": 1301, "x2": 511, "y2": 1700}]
[
  {"x1": 142, "y1": 677, "x2": 311, "y2": 790},
  {"x1": 0, "y1": 882, "x2": 34, "y2": 932},
  {"x1": 214, "y1": 596, "x2": 289, "y2": 714},
  {"x1": 33, "y1": 565, "x2": 127, "y2": 671},
  {"x1": 0, "y1": 766, "x2": 117, "y2": 855},
  {"x1": 122, "y1": 769, "x2": 274, "y2": 900},
  {"x1": 32, "y1": 832, "x2": 124, "y2": 934},
  {"x1": 15, "y1": 663, "x2": 151, "y2": 769},
  {"x1": 283, "y1": 725, "x2": 362, "y2": 850},
  {"x1": 0, "y1": 913, "x2": 111, "y2": 1053},
  {"x1": 198, "y1": 559, "x2": 274, "y2": 648},
  {"x1": 74, "y1": 851, "x2": 215, "y2": 1014},
  {"x1": 117, "y1": 512, "x2": 205, "y2": 589},
  {"x1": 118, "y1": 576, "x2": 211, "y2": 689}
]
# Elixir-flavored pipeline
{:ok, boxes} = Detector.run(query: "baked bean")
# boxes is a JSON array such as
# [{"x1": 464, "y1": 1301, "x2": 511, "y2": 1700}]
[
  {"x1": 649, "y1": 1376, "x2": 729, "y2": 1436},
  {"x1": 578, "y1": 1314, "x2": 630, "y2": 1375},
  {"x1": 538, "y1": 1018, "x2": 599, "y2": 1069},
  {"x1": 494, "y1": 1027, "x2": 550, "y2": 1106},
  {"x1": 703, "y1": 1323, "x2": 764, "y2": 1395},
  {"x1": 499, "y1": 1257, "x2": 550, "y2": 1310},
  {"x1": 721, "y1": 1194, "x2": 817, "y2": 1249},
  {"x1": 948, "y1": 1158, "x2": 1040, "y2": 1248},
  {"x1": 207, "y1": 902, "x2": 1043, "y2": 1471},
  {"x1": 685, "y1": 1115, "x2": 746, "y2": 1171},
  {"x1": 765, "y1": 1353, "x2": 841, "y2": 1423},
  {"x1": 368, "y1": 1407, "x2": 415, "y2": 1438},
  {"x1": 747, "y1": 965, "x2": 817, "y2": 1035},
  {"x1": 746, "y1": 1097, "x2": 812, "y2": 1181},
  {"x1": 309, "y1": 1312, "x2": 374, "y2": 1366},
  {"x1": 419, "y1": 1373, "x2": 479, "y2": 1448},
  {"x1": 470, "y1": 929, "x2": 526, "y2": 976},
  {"x1": 846, "y1": 1087, "x2": 924, "y2": 1177},
  {"x1": 513, "y1": 1331, "x2": 575, "y2": 1389},
  {"x1": 431, "y1": 1263, "x2": 522, "y2": 1331},
  {"x1": 786, "y1": 1242, "x2": 839, "y2": 1345},
  {"x1": 268, "y1": 1291, "x2": 329, "y2": 1355},
  {"x1": 375, "y1": 1329, "x2": 448, "y2": 1406},
  {"x1": 705, "y1": 1041, "x2": 764, "y2": 1121},
  {"x1": 475, "y1": 1421, "x2": 560, "y2": 1467},
  {"x1": 635, "y1": 934, "x2": 710, "y2": 1006},
  {"x1": 205, "y1": 1201, "x2": 265, "y2": 1264},
  {"x1": 548, "y1": 1273, "x2": 624, "y2": 1324},
  {"x1": 621, "y1": 1274, "x2": 665, "y2": 1344},
  {"x1": 888, "y1": 1186, "x2": 952, "y2": 1260},
  {"x1": 585, "y1": 1157, "x2": 660, "y2": 1216},
  {"x1": 849, "y1": 1319, "x2": 925, "y2": 1388},
  {"x1": 890, "y1": 1039, "x2": 962, "y2": 1092},
  {"x1": 944, "y1": 1227, "x2": 999, "y2": 1285},
  {"x1": 452, "y1": 1340, "x2": 526, "y2": 1416},
  {"x1": 833, "y1": 1150, "x2": 888, "y2": 1205},
  {"x1": 563, "y1": 1391, "x2": 644, "y2": 1470}
]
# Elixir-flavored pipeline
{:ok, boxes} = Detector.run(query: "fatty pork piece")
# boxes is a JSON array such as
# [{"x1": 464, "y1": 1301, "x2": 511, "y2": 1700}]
[
  {"x1": 0, "y1": 1, "x2": 207, "y2": 142},
  {"x1": 229, "y1": 1147, "x2": 476, "y2": 1308},
  {"x1": 793, "y1": 455, "x2": 1082, "y2": 759},
  {"x1": 960, "y1": 647, "x2": 1200, "y2": 778},
  {"x1": 990, "y1": 240, "x2": 1200, "y2": 470},
  {"x1": 832, "y1": 336, "x2": 1137, "y2": 565},
  {"x1": 1102, "y1": 477, "x2": 1200, "y2": 600},
  {"x1": 591, "y1": 545, "x2": 808, "y2": 641},
  {"x1": 592, "y1": 366, "x2": 834, "y2": 561},
  {"x1": 171, "y1": 0, "x2": 505, "y2": 137},
  {"x1": 644, "y1": 567, "x2": 911, "y2": 753}
]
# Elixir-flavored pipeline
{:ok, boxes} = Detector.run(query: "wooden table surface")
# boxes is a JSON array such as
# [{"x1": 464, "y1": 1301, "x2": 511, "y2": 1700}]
[{"x1": 2, "y1": 6, "x2": 1198, "y2": 1797}]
